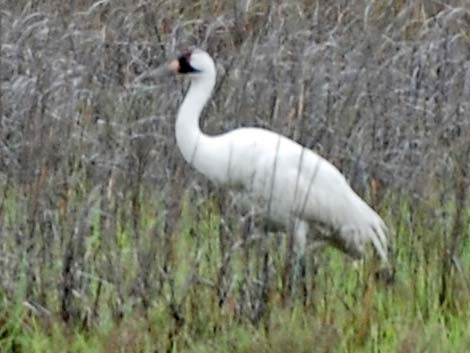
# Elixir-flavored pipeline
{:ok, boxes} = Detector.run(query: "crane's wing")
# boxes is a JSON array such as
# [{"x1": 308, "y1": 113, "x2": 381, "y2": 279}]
[
  {"x1": 219, "y1": 127, "x2": 389, "y2": 263},
  {"x1": 295, "y1": 152, "x2": 389, "y2": 262}
]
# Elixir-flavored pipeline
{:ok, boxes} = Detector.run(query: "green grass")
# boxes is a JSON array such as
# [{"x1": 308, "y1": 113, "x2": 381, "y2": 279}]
[
  {"x1": 2, "y1": 0, "x2": 469, "y2": 351},
  {"x1": 0, "y1": 188, "x2": 469, "y2": 353}
]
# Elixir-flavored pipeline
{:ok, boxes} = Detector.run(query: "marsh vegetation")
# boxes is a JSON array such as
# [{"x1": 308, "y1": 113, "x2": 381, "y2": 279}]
[{"x1": 1, "y1": 1, "x2": 470, "y2": 352}]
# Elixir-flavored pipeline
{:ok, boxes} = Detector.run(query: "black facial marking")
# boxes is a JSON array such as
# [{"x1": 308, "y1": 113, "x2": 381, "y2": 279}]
[{"x1": 178, "y1": 52, "x2": 199, "y2": 74}]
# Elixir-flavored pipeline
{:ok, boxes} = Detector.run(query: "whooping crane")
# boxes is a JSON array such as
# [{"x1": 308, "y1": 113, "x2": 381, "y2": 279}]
[{"x1": 169, "y1": 49, "x2": 389, "y2": 268}]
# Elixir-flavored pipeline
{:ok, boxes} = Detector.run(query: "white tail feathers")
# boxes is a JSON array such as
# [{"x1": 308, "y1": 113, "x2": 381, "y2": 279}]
[
  {"x1": 333, "y1": 219, "x2": 388, "y2": 264},
  {"x1": 369, "y1": 221, "x2": 389, "y2": 263}
]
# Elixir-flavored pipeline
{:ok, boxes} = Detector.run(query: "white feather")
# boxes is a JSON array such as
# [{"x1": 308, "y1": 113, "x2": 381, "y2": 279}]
[{"x1": 171, "y1": 49, "x2": 388, "y2": 263}]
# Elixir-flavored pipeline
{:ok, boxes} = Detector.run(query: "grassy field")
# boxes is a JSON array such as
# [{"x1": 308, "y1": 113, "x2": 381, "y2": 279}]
[
  {"x1": 0, "y1": 191, "x2": 469, "y2": 352},
  {"x1": 1, "y1": 0, "x2": 470, "y2": 352}
]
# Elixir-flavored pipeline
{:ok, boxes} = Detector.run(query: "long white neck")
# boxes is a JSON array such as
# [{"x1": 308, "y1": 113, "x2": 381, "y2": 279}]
[{"x1": 175, "y1": 73, "x2": 217, "y2": 173}]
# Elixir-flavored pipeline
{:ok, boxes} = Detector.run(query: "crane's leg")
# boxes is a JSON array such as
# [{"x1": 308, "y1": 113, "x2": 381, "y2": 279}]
[
  {"x1": 282, "y1": 219, "x2": 309, "y2": 302},
  {"x1": 293, "y1": 219, "x2": 308, "y2": 256},
  {"x1": 293, "y1": 220, "x2": 308, "y2": 301}
]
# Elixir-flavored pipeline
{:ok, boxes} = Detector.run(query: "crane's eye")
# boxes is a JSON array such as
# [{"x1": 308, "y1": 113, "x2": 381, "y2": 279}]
[{"x1": 178, "y1": 52, "x2": 199, "y2": 74}]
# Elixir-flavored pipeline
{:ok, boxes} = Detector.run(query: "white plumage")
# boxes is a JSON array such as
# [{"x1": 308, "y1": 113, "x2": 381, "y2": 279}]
[{"x1": 169, "y1": 49, "x2": 388, "y2": 264}]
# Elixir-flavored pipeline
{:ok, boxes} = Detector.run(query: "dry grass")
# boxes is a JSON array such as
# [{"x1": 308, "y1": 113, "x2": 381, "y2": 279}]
[{"x1": 1, "y1": 1, "x2": 470, "y2": 352}]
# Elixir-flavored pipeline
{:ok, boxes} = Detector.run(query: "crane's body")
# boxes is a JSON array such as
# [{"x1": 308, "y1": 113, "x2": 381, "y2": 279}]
[{"x1": 170, "y1": 49, "x2": 388, "y2": 263}]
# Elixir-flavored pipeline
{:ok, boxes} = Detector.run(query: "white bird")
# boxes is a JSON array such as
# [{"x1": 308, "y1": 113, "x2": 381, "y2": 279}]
[{"x1": 169, "y1": 49, "x2": 388, "y2": 266}]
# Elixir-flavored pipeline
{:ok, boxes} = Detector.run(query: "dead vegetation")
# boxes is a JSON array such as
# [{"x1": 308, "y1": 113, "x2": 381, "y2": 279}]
[{"x1": 0, "y1": 1, "x2": 470, "y2": 352}]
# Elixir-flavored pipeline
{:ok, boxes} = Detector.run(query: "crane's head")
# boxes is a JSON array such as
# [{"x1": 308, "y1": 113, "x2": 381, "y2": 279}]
[{"x1": 168, "y1": 49, "x2": 216, "y2": 78}]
